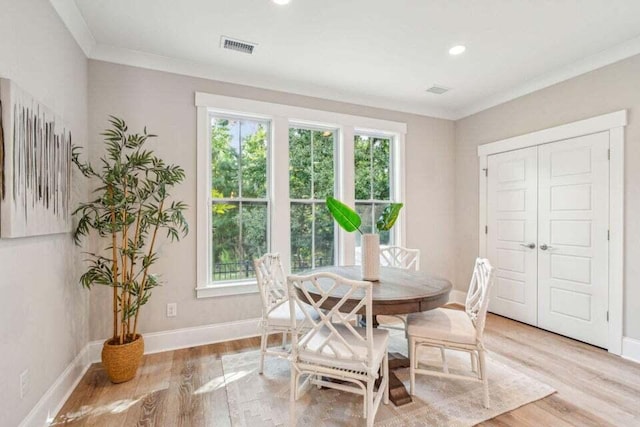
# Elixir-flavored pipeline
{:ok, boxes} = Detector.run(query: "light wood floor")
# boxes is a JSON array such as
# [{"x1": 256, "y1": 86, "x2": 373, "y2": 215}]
[{"x1": 52, "y1": 312, "x2": 640, "y2": 426}]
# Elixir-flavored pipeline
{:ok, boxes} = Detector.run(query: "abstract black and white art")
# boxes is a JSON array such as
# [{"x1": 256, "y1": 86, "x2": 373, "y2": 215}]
[{"x1": 0, "y1": 79, "x2": 72, "y2": 238}]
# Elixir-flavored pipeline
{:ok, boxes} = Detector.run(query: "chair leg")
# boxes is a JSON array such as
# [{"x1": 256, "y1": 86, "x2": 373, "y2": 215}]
[
  {"x1": 409, "y1": 338, "x2": 416, "y2": 396},
  {"x1": 366, "y1": 379, "x2": 374, "y2": 427},
  {"x1": 383, "y1": 351, "x2": 389, "y2": 405},
  {"x1": 289, "y1": 365, "x2": 297, "y2": 426},
  {"x1": 259, "y1": 329, "x2": 268, "y2": 374},
  {"x1": 479, "y1": 349, "x2": 490, "y2": 408},
  {"x1": 362, "y1": 380, "x2": 368, "y2": 418},
  {"x1": 440, "y1": 347, "x2": 449, "y2": 374},
  {"x1": 282, "y1": 331, "x2": 287, "y2": 349},
  {"x1": 470, "y1": 351, "x2": 478, "y2": 373}
]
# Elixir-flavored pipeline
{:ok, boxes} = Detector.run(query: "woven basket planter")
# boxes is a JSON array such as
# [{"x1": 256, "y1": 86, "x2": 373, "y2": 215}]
[{"x1": 101, "y1": 334, "x2": 144, "y2": 383}]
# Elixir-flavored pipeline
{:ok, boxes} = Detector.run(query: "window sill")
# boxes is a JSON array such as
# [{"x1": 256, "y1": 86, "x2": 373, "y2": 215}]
[{"x1": 196, "y1": 280, "x2": 259, "y2": 299}]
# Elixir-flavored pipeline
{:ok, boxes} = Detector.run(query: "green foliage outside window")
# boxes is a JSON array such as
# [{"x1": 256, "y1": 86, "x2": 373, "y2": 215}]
[
  {"x1": 210, "y1": 118, "x2": 268, "y2": 281},
  {"x1": 290, "y1": 128, "x2": 335, "y2": 272},
  {"x1": 209, "y1": 122, "x2": 397, "y2": 280},
  {"x1": 355, "y1": 135, "x2": 394, "y2": 245}
]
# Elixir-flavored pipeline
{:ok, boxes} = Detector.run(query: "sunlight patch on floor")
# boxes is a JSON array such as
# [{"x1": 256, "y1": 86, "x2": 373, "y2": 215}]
[
  {"x1": 49, "y1": 392, "x2": 155, "y2": 424},
  {"x1": 194, "y1": 370, "x2": 252, "y2": 395}
]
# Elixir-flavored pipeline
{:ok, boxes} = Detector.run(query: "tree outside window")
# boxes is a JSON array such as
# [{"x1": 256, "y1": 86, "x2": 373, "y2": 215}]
[
  {"x1": 289, "y1": 127, "x2": 336, "y2": 272},
  {"x1": 355, "y1": 134, "x2": 394, "y2": 252},
  {"x1": 210, "y1": 116, "x2": 269, "y2": 282}
]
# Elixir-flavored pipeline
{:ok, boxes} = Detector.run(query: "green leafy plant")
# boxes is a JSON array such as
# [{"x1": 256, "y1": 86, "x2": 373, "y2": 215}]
[
  {"x1": 73, "y1": 116, "x2": 188, "y2": 345},
  {"x1": 326, "y1": 196, "x2": 403, "y2": 234}
]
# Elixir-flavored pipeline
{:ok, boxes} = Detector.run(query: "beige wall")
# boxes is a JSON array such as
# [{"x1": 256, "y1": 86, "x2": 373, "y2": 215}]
[
  {"x1": 455, "y1": 54, "x2": 640, "y2": 340},
  {"x1": 0, "y1": 0, "x2": 89, "y2": 425},
  {"x1": 87, "y1": 60, "x2": 456, "y2": 340}
]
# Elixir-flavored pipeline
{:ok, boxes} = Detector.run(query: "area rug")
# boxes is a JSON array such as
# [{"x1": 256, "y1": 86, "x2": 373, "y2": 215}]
[{"x1": 221, "y1": 331, "x2": 555, "y2": 426}]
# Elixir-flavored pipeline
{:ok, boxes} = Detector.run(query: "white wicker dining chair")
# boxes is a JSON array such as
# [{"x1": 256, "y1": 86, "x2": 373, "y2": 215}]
[
  {"x1": 254, "y1": 253, "x2": 319, "y2": 374},
  {"x1": 378, "y1": 246, "x2": 421, "y2": 331},
  {"x1": 406, "y1": 258, "x2": 495, "y2": 408},
  {"x1": 380, "y1": 246, "x2": 420, "y2": 271},
  {"x1": 287, "y1": 272, "x2": 389, "y2": 427}
]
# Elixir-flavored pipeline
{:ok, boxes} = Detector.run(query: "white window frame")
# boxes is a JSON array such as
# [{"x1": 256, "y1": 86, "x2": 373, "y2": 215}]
[
  {"x1": 353, "y1": 131, "x2": 400, "y2": 247},
  {"x1": 196, "y1": 93, "x2": 407, "y2": 298},
  {"x1": 288, "y1": 123, "x2": 339, "y2": 271},
  {"x1": 208, "y1": 113, "x2": 272, "y2": 286}
]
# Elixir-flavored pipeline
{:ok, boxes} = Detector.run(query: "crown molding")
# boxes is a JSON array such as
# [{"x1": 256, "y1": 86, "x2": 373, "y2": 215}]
[
  {"x1": 49, "y1": 0, "x2": 96, "y2": 56},
  {"x1": 51, "y1": 0, "x2": 640, "y2": 122},
  {"x1": 88, "y1": 43, "x2": 458, "y2": 120},
  {"x1": 455, "y1": 34, "x2": 640, "y2": 119}
]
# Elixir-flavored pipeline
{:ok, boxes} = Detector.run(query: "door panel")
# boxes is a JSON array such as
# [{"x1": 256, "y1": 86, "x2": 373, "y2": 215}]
[
  {"x1": 487, "y1": 147, "x2": 538, "y2": 325},
  {"x1": 537, "y1": 132, "x2": 609, "y2": 348}
]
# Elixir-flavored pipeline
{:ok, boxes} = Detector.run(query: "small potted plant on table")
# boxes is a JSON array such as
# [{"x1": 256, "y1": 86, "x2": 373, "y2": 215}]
[{"x1": 326, "y1": 196, "x2": 403, "y2": 281}]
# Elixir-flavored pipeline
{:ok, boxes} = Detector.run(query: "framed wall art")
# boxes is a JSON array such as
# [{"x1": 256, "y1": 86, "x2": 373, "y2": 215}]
[{"x1": 0, "y1": 78, "x2": 72, "y2": 238}]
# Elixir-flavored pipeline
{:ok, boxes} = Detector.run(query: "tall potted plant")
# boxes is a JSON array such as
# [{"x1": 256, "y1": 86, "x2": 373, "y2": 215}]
[
  {"x1": 73, "y1": 117, "x2": 188, "y2": 383},
  {"x1": 326, "y1": 196, "x2": 403, "y2": 281}
]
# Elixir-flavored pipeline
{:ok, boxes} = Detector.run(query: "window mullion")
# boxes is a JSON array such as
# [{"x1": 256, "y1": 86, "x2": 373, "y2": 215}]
[
  {"x1": 340, "y1": 127, "x2": 356, "y2": 265},
  {"x1": 369, "y1": 138, "x2": 374, "y2": 212},
  {"x1": 272, "y1": 117, "x2": 291, "y2": 271},
  {"x1": 311, "y1": 202, "x2": 316, "y2": 269},
  {"x1": 310, "y1": 130, "x2": 315, "y2": 269}
]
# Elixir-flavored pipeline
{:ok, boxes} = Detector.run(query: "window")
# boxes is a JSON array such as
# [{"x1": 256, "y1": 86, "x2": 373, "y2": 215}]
[
  {"x1": 289, "y1": 126, "x2": 336, "y2": 272},
  {"x1": 209, "y1": 115, "x2": 270, "y2": 283},
  {"x1": 354, "y1": 134, "x2": 394, "y2": 249},
  {"x1": 196, "y1": 93, "x2": 406, "y2": 298}
]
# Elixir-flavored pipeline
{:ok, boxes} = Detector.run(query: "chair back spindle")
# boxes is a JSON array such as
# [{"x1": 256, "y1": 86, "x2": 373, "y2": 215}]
[
  {"x1": 379, "y1": 246, "x2": 420, "y2": 271},
  {"x1": 254, "y1": 253, "x2": 288, "y2": 318},
  {"x1": 465, "y1": 258, "x2": 495, "y2": 341}
]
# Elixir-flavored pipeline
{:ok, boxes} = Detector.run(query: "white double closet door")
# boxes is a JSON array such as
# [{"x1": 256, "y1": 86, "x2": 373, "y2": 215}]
[{"x1": 487, "y1": 132, "x2": 610, "y2": 348}]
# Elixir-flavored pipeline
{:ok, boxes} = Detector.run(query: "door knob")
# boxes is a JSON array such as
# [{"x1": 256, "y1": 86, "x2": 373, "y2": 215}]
[
  {"x1": 520, "y1": 243, "x2": 536, "y2": 249},
  {"x1": 540, "y1": 244, "x2": 552, "y2": 250}
]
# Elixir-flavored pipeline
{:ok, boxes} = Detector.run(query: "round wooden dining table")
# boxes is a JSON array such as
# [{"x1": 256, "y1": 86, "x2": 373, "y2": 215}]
[{"x1": 293, "y1": 265, "x2": 452, "y2": 406}]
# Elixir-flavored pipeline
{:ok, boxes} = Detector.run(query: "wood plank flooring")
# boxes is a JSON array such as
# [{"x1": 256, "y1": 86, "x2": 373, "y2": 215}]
[{"x1": 52, "y1": 312, "x2": 640, "y2": 426}]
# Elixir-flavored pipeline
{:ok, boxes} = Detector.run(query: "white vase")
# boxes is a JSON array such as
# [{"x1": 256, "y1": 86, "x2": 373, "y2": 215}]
[{"x1": 361, "y1": 233, "x2": 380, "y2": 281}]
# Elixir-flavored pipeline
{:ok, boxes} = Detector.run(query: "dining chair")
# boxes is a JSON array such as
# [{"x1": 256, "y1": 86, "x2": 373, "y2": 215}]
[
  {"x1": 380, "y1": 246, "x2": 420, "y2": 271},
  {"x1": 406, "y1": 258, "x2": 495, "y2": 408},
  {"x1": 287, "y1": 272, "x2": 389, "y2": 427},
  {"x1": 254, "y1": 253, "x2": 319, "y2": 374},
  {"x1": 378, "y1": 246, "x2": 421, "y2": 331}
]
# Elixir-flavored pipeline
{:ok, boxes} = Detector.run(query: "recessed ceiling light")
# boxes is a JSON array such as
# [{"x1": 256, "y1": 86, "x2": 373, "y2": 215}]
[
  {"x1": 449, "y1": 45, "x2": 466, "y2": 56},
  {"x1": 272, "y1": 0, "x2": 291, "y2": 4}
]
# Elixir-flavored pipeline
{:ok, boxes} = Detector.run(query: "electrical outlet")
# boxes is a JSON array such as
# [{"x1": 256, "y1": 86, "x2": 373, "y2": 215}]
[
  {"x1": 20, "y1": 369, "x2": 30, "y2": 399},
  {"x1": 167, "y1": 303, "x2": 177, "y2": 317}
]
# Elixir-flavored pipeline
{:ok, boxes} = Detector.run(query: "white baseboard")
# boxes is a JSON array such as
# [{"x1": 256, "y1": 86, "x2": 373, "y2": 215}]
[
  {"x1": 20, "y1": 318, "x2": 261, "y2": 427},
  {"x1": 19, "y1": 345, "x2": 91, "y2": 427},
  {"x1": 448, "y1": 289, "x2": 466, "y2": 306},
  {"x1": 88, "y1": 317, "x2": 261, "y2": 363},
  {"x1": 622, "y1": 337, "x2": 640, "y2": 364}
]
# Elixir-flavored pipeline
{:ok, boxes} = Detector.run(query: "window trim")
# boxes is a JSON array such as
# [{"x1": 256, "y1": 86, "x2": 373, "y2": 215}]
[
  {"x1": 196, "y1": 93, "x2": 407, "y2": 298},
  {"x1": 289, "y1": 124, "x2": 340, "y2": 271},
  {"x1": 353, "y1": 131, "x2": 398, "y2": 245},
  {"x1": 207, "y1": 113, "x2": 272, "y2": 285}
]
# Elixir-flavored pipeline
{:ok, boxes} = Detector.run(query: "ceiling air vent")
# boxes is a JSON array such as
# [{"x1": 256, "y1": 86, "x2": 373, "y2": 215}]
[
  {"x1": 221, "y1": 36, "x2": 257, "y2": 54},
  {"x1": 426, "y1": 85, "x2": 450, "y2": 95}
]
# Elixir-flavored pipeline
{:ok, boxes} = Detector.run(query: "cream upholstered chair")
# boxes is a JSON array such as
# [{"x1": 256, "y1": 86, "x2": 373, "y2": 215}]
[
  {"x1": 287, "y1": 272, "x2": 389, "y2": 427},
  {"x1": 254, "y1": 253, "x2": 319, "y2": 374},
  {"x1": 406, "y1": 258, "x2": 495, "y2": 408},
  {"x1": 378, "y1": 246, "x2": 421, "y2": 331}
]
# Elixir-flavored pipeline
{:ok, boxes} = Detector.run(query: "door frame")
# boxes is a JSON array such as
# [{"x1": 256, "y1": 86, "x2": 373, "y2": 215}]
[{"x1": 477, "y1": 110, "x2": 626, "y2": 355}]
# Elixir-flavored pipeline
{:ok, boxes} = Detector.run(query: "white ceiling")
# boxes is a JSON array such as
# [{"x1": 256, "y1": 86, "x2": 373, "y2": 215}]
[{"x1": 54, "y1": 0, "x2": 640, "y2": 119}]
